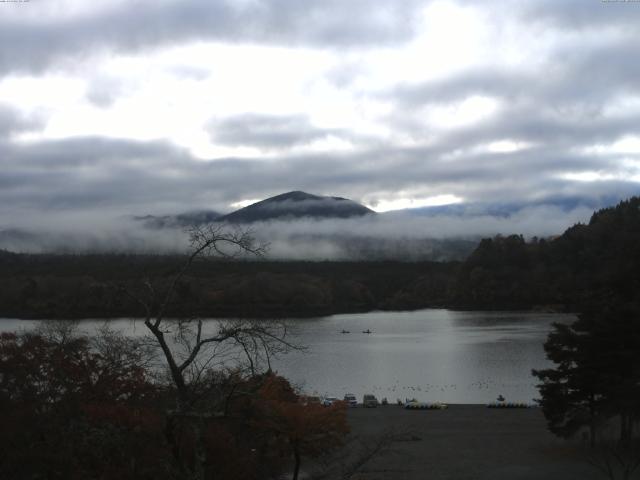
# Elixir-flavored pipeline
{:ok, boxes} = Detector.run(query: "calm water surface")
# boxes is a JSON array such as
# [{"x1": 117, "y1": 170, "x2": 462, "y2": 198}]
[{"x1": 1, "y1": 309, "x2": 574, "y2": 404}]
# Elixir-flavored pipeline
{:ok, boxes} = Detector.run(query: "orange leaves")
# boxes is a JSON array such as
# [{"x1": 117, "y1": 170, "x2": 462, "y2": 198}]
[{"x1": 253, "y1": 373, "x2": 350, "y2": 457}]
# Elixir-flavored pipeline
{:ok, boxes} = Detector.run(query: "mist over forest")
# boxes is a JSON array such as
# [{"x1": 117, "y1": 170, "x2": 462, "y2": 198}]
[{"x1": 0, "y1": 199, "x2": 597, "y2": 260}]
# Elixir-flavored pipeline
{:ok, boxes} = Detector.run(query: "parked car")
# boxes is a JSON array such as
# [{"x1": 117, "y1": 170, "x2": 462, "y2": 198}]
[
  {"x1": 322, "y1": 396, "x2": 339, "y2": 407},
  {"x1": 363, "y1": 394, "x2": 378, "y2": 408},
  {"x1": 301, "y1": 395, "x2": 321, "y2": 405},
  {"x1": 343, "y1": 393, "x2": 358, "y2": 407}
]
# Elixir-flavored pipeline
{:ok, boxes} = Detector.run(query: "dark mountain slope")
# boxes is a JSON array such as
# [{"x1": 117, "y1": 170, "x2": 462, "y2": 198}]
[{"x1": 218, "y1": 191, "x2": 375, "y2": 223}]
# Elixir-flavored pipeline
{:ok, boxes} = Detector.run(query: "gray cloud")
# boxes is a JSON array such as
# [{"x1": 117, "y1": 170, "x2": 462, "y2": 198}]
[
  {"x1": 454, "y1": 0, "x2": 640, "y2": 33},
  {"x1": 208, "y1": 113, "x2": 346, "y2": 149},
  {"x1": 388, "y1": 38, "x2": 640, "y2": 113},
  {"x1": 0, "y1": 128, "x2": 637, "y2": 257},
  {"x1": 523, "y1": 0, "x2": 640, "y2": 32},
  {"x1": 85, "y1": 75, "x2": 127, "y2": 108},
  {"x1": 0, "y1": 134, "x2": 636, "y2": 229},
  {"x1": 0, "y1": 0, "x2": 424, "y2": 75},
  {"x1": 0, "y1": 0, "x2": 639, "y2": 252},
  {"x1": 374, "y1": 32, "x2": 640, "y2": 205},
  {"x1": 0, "y1": 104, "x2": 45, "y2": 138}
]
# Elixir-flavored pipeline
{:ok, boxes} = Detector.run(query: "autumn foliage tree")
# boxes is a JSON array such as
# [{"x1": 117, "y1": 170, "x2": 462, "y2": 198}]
[
  {"x1": 252, "y1": 374, "x2": 350, "y2": 480},
  {"x1": 0, "y1": 328, "x2": 166, "y2": 480}
]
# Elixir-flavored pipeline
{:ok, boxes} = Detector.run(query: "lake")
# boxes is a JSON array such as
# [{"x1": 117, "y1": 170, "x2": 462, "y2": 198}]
[{"x1": 0, "y1": 309, "x2": 574, "y2": 404}]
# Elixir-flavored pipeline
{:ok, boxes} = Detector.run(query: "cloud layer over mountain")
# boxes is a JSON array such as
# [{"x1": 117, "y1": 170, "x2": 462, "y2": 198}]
[{"x1": 0, "y1": 0, "x2": 638, "y2": 246}]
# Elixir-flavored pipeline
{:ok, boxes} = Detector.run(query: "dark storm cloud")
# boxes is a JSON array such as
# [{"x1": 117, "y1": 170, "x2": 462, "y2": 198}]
[
  {"x1": 0, "y1": 0, "x2": 424, "y2": 75},
  {"x1": 208, "y1": 114, "x2": 346, "y2": 149}
]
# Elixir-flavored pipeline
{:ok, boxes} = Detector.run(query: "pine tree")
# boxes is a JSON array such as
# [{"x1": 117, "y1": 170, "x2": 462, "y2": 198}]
[{"x1": 533, "y1": 302, "x2": 640, "y2": 446}]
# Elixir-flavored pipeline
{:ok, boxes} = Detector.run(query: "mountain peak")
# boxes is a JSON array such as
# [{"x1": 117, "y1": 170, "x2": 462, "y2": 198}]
[
  {"x1": 268, "y1": 191, "x2": 321, "y2": 201},
  {"x1": 220, "y1": 191, "x2": 374, "y2": 223}
]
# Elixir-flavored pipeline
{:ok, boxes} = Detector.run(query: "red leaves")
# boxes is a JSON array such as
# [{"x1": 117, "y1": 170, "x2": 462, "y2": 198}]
[
  {"x1": 0, "y1": 331, "x2": 167, "y2": 480},
  {"x1": 0, "y1": 334, "x2": 350, "y2": 480},
  {"x1": 253, "y1": 373, "x2": 350, "y2": 457},
  {"x1": 0, "y1": 332, "x2": 153, "y2": 410}
]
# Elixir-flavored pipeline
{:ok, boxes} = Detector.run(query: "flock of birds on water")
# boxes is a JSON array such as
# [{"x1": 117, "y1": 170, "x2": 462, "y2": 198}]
[
  {"x1": 361, "y1": 378, "x2": 528, "y2": 394},
  {"x1": 332, "y1": 328, "x2": 532, "y2": 401}
]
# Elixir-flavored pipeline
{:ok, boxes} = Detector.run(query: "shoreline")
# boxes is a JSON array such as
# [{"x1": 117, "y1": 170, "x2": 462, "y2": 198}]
[{"x1": 0, "y1": 304, "x2": 571, "y2": 321}]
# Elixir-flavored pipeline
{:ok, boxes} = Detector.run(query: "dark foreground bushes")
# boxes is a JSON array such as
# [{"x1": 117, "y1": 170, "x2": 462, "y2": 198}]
[{"x1": 0, "y1": 329, "x2": 348, "y2": 480}]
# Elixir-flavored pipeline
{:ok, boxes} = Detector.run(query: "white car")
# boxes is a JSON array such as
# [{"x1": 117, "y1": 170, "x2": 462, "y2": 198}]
[
  {"x1": 343, "y1": 393, "x2": 358, "y2": 407},
  {"x1": 322, "y1": 396, "x2": 339, "y2": 407}
]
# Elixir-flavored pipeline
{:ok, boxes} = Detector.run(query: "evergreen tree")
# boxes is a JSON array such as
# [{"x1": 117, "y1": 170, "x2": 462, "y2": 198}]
[{"x1": 533, "y1": 302, "x2": 640, "y2": 446}]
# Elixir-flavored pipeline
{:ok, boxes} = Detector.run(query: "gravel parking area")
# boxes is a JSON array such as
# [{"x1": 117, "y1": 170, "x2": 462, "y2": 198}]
[{"x1": 341, "y1": 405, "x2": 602, "y2": 480}]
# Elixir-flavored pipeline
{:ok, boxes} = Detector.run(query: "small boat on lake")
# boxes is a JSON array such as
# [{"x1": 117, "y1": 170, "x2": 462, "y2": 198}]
[
  {"x1": 341, "y1": 330, "x2": 350, "y2": 334},
  {"x1": 362, "y1": 329, "x2": 372, "y2": 334}
]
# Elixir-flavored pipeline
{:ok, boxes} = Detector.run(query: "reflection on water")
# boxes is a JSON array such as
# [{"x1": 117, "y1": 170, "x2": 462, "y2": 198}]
[
  {"x1": 273, "y1": 309, "x2": 575, "y2": 403},
  {"x1": 0, "y1": 309, "x2": 575, "y2": 404}
]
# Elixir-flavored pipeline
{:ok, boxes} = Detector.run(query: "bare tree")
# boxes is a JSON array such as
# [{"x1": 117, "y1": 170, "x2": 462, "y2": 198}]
[
  {"x1": 118, "y1": 224, "x2": 301, "y2": 480},
  {"x1": 35, "y1": 319, "x2": 81, "y2": 347}
]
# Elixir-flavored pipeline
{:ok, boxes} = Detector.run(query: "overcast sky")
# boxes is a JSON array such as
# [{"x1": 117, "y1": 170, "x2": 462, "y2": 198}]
[{"x1": 1, "y1": 0, "x2": 639, "y2": 232}]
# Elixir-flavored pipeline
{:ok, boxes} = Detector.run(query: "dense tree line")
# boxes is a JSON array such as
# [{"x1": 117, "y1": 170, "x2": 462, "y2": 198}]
[
  {"x1": 1, "y1": 197, "x2": 639, "y2": 318},
  {"x1": 0, "y1": 255, "x2": 458, "y2": 319},
  {"x1": 451, "y1": 197, "x2": 640, "y2": 309}
]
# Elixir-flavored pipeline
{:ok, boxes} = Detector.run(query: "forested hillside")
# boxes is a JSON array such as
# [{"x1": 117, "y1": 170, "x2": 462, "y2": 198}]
[
  {"x1": 1, "y1": 197, "x2": 638, "y2": 319},
  {"x1": 449, "y1": 197, "x2": 640, "y2": 309},
  {"x1": 0, "y1": 255, "x2": 457, "y2": 318}
]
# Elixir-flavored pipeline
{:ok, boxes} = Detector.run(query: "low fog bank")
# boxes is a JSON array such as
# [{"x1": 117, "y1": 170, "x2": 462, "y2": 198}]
[
  {"x1": 246, "y1": 204, "x2": 594, "y2": 260},
  {"x1": 0, "y1": 215, "x2": 190, "y2": 255},
  {"x1": 257, "y1": 204, "x2": 595, "y2": 241},
  {"x1": 0, "y1": 204, "x2": 594, "y2": 260}
]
